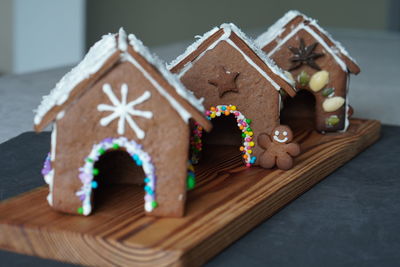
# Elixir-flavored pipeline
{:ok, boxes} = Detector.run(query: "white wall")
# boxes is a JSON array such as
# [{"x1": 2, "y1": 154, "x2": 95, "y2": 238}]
[{"x1": 0, "y1": 0, "x2": 85, "y2": 74}]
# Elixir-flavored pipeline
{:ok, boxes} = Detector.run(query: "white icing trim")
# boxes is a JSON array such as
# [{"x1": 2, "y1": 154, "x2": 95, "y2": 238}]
[
  {"x1": 34, "y1": 33, "x2": 118, "y2": 126},
  {"x1": 340, "y1": 77, "x2": 351, "y2": 132},
  {"x1": 97, "y1": 83, "x2": 153, "y2": 138},
  {"x1": 255, "y1": 10, "x2": 301, "y2": 47},
  {"x1": 118, "y1": 27, "x2": 128, "y2": 52},
  {"x1": 168, "y1": 23, "x2": 295, "y2": 89},
  {"x1": 121, "y1": 53, "x2": 193, "y2": 123},
  {"x1": 44, "y1": 169, "x2": 54, "y2": 206},
  {"x1": 255, "y1": 10, "x2": 358, "y2": 72},
  {"x1": 266, "y1": 24, "x2": 348, "y2": 72},
  {"x1": 50, "y1": 123, "x2": 57, "y2": 161},
  {"x1": 225, "y1": 38, "x2": 280, "y2": 90},
  {"x1": 34, "y1": 28, "x2": 205, "y2": 129},
  {"x1": 127, "y1": 34, "x2": 205, "y2": 113}
]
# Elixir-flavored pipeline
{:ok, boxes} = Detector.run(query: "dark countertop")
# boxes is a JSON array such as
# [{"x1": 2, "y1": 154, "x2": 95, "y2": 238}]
[{"x1": 0, "y1": 125, "x2": 399, "y2": 267}]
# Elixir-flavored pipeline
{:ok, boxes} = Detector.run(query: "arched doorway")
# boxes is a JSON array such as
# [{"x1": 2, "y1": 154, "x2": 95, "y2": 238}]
[
  {"x1": 75, "y1": 137, "x2": 157, "y2": 216},
  {"x1": 280, "y1": 90, "x2": 316, "y2": 131},
  {"x1": 191, "y1": 105, "x2": 256, "y2": 167}
]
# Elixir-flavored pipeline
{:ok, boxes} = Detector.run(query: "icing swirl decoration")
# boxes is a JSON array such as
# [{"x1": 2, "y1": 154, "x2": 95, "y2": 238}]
[{"x1": 97, "y1": 83, "x2": 153, "y2": 138}]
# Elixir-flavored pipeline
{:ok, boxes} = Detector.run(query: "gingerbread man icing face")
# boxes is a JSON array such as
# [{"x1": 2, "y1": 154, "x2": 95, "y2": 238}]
[
  {"x1": 272, "y1": 125, "x2": 293, "y2": 144},
  {"x1": 257, "y1": 125, "x2": 300, "y2": 170}
]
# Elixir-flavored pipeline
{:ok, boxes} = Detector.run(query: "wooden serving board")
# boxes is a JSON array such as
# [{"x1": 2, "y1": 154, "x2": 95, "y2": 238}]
[{"x1": 0, "y1": 119, "x2": 381, "y2": 267}]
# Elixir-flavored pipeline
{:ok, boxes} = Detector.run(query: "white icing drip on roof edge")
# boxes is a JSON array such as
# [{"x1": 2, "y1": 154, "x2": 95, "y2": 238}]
[
  {"x1": 127, "y1": 33, "x2": 204, "y2": 113},
  {"x1": 255, "y1": 10, "x2": 358, "y2": 69},
  {"x1": 34, "y1": 28, "x2": 205, "y2": 127},
  {"x1": 34, "y1": 33, "x2": 118, "y2": 125},
  {"x1": 168, "y1": 22, "x2": 295, "y2": 89}
]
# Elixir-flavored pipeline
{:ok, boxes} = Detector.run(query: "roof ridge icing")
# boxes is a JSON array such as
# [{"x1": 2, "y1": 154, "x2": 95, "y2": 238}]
[
  {"x1": 168, "y1": 23, "x2": 295, "y2": 90},
  {"x1": 34, "y1": 28, "x2": 205, "y2": 127},
  {"x1": 255, "y1": 10, "x2": 358, "y2": 71}
]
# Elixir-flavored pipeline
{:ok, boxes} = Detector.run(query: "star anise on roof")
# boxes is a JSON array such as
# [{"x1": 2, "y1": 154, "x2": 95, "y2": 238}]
[{"x1": 288, "y1": 38, "x2": 324, "y2": 71}]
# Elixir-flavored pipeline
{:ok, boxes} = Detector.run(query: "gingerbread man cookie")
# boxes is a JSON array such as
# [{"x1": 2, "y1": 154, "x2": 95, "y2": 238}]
[{"x1": 257, "y1": 125, "x2": 300, "y2": 170}]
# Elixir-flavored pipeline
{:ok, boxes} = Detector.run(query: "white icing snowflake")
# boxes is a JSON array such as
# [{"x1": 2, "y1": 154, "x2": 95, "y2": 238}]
[{"x1": 97, "y1": 83, "x2": 153, "y2": 139}]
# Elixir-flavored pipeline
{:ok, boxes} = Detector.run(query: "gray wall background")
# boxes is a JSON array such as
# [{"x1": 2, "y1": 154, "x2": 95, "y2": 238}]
[{"x1": 86, "y1": 0, "x2": 396, "y2": 48}]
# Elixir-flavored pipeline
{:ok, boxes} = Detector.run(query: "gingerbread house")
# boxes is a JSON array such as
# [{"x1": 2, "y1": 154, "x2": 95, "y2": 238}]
[
  {"x1": 255, "y1": 10, "x2": 360, "y2": 132},
  {"x1": 169, "y1": 23, "x2": 296, "y2": 167},
  {"x1": 34, "y1": 28, "x2": 211, "y2": 217}
]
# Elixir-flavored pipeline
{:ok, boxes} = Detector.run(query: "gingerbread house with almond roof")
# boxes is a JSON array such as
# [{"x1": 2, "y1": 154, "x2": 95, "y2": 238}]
[
  {"x1": 256, "y1": 10, "x2": 360, "y2": 132},
  {"x1": 34, "y1": 28, "x2": 211, "y2": 217},
  {"x1": 169, "y1": 23, "x2": 296, "y2": 167}
]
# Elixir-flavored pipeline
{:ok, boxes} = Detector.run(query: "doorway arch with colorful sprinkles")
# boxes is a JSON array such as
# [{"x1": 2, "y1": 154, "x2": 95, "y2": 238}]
[
  {"x1": 75, "y1": 137, "x2": 157, "y2": 216},
  {"x1": 191, "y1": 105, "x2": 256, "y2": 167}
]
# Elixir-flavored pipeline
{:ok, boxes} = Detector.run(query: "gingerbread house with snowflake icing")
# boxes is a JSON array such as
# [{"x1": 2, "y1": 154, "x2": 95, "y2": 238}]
[
  {"x1": 255, "y1": 10, "x2": 360, "y2": 132},
  {"x1": 34, "y1": 28, "x2": 211, "y2": 217},
  {"x1": 169, "y1": 23, "x2": 296, "y2": 167}
]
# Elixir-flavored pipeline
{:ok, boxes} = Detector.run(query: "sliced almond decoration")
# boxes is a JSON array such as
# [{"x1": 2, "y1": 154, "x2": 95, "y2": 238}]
[
  {"x1": 323, "y1": 96, "x2": 345, "y2": 112},
  {"x1": 309, "y1": 70, "x2": 329, "y2": 92}
]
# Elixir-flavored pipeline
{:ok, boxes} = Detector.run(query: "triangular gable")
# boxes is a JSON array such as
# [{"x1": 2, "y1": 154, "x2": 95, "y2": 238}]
[
  {"x1": 34, "y1": 28, "x2": 211, "y2": 132},
  {"x1": 255, "y1": 10, "x2": 360, "y2": 74},
  {"x1": 168, "y1": 23, "x2": 296, "y2": 97}
]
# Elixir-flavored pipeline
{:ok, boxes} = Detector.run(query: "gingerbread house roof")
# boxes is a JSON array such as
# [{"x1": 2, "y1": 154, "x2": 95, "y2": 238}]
[
  {"x1": 34, "y1": 28, "x2": 211, "y2": 132},
  {"x1": 255, "y1": 10, "x2": 360, "y2": 74},
  {"x1": 168, "y1": 23, "x2": 297, "y2": 97}
]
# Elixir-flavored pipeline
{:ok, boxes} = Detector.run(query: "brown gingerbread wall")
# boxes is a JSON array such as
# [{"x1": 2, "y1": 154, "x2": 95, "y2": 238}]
[
  {"x1": 179, "y1": 41, "x2": 280, "y2": 164},
  {"x1": 262, "y1": 28, "x2": 348, "y2": 132},
  {"x1": 52, "y1": 61, "x2": 190, "y2": 217}
]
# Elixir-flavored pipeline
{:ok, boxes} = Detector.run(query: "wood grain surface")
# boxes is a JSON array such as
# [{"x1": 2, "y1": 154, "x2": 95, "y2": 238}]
[{"x1": 0, "y1": 119, "x2": 381, "y2": 267}]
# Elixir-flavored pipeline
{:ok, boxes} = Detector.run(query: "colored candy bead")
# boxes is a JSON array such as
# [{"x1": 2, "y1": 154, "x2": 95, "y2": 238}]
[
  {"x1": 224, "y1": 111, "x2": 230, "y2": 116},
  {"x1": 91, "y1": 181, "x2": 98, "y2": 189},
  {"x1": 231, "y1": 105, "x2": 237, "y2": 111},
  {"x1": 98, "y1": 148, "x2": 105, "y2": 155},
  {"x1": 77, "y1": 207, "x2": 83, "y2": 215},
  {"x1": 92, "y1": 168, "x2": 99, "y2": 176},
  {"x1": 221, "y1": 106, "x2": 226, "y2": 111},
  {"x1": 187, "y1": 175, "x2": 196, "y2": 190},
  {"x1": 151, "y1": 201, "x2": 158, "y2": 208},
  {"x1": 246, "y1": 119, "x2": 251, "y2": 124},
  {"x1": 113, "y1": 143, "x2": 120, "y2": 149},
  {"x1": 240, "y1": 146, "x2": 244, "y2": 151},
  {"x1": 86, "y1": 158, "x2": 94, "y2": 163},
  {"x1": 249, "y1": 141, "x2": 255, "y2": 147}
]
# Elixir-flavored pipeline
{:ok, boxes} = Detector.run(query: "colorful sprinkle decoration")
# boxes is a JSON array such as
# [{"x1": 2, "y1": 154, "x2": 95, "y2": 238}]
[
  {"x1": 76, "y1": 137, "x2": 157, "y2": 216},
  {"x1": 191, "y1": 105, "x2": 256, "y2": 167},
  {"x1": 187, "y1": 161, "x2": 196, "y2": 190}
]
